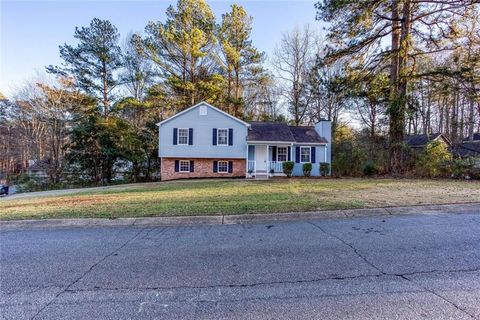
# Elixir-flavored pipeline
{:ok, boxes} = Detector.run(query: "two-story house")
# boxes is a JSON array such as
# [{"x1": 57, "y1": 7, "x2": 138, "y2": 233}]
[{"x1": 157, "y1": 102, "x2": 331, "y2": 181}]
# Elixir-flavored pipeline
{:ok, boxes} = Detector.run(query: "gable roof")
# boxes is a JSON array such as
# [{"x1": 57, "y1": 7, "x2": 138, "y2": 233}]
[
  {"x1": 405, "y1": 133, "x2": 450, "y2": 148},
  {"x1": 247, "y1": 122, "x2": 327, "y2": 144},
  {"x1": 289, "y1": 126, "x2": 328, "y2": 143},
  {"x1": 156, "y1": 101, "x2": 250, "y2": 127}
]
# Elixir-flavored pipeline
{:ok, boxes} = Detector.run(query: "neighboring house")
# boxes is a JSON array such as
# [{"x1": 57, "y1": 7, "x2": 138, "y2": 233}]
[
  {"x1": 27, "y1": 160, "x2": 48, "y2": 179},
  {"x1": 157, "y1": 102, "x2": 332, "y2": 181},
  {"x1": 451, "y1": 141, "x2": 480, "y2": 158},
  {"x1": 404, "y1": 133, "x2": 451, "y2": 150},
  {"x1": 463, "y1": 133, "x2": 480, "y2": 142}
]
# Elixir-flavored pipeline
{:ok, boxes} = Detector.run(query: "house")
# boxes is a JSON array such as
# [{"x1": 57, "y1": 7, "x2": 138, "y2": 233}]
[
  {"x1": 404, "y1": 133, "x2": 451, "y2": 150},
  {"x1": 451, "y1": 141, "x2": 480, "y2": 158},
  {"x1": 157, "y1": 102, "x2": 331, "y2": 181},
  {"x1": 463, "y1": 133, "x2": 480, "y2": 142}
]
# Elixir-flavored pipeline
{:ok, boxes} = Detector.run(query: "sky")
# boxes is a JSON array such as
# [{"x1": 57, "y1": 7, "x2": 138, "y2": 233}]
[{"x1": 0, "y1": 0, "x2": 323, "y2": 98}]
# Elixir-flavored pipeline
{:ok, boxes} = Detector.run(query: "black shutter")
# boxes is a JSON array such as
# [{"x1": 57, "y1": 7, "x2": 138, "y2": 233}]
[
  {"x1": 272, "y1": 146, "x2": 277, "y2": 161},
  {"x1": 213, "y1": 161, "x2": 218, "y2": 173},
  {"x1": 174, "y1": 160, "x2": 179, "y2": 172},
  {"x1": 173, "y1": 128, "x2": 178, "y2": 145},
  {"x1": 295, "y1": 147, "x2": 300, "y2": 163},
  {"x1": 228, "y1": 161, "x2": 233, "y2": 173},
  {"x1": 228, "y1": 128, "x2": 233, "y2": 145},
  {"x1": 212, "y1": 128, "x2": 217, "y2": 145},
  {"x1": 190, "y1": 160, "x2": 194, "y2": 172},
  {"x1": 311, "y1": 147, "x2": 316, "y2": 163},
  {"x1": 288, "y1": 147, "x2": 291, "y2": 161},
  {"x1": 188, "y1": 128, "x2": 193, "y2": 145}
]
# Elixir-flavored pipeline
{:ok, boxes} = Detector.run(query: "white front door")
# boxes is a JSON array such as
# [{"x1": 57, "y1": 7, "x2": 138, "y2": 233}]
[{"x1": 255, "y1": 145, "x2": 268, "y2": 172}]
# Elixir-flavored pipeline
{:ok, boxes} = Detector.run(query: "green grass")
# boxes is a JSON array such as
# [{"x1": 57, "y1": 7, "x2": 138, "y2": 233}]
[{"x1": 1, "y1": 178, "x2": 479, "y2": 220}]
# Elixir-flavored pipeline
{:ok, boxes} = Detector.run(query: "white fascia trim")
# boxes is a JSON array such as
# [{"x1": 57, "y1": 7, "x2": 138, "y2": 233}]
[
  {"x1": 247, "y1": 141, "x2": 295, "y2": 145},
  {"x1": 156, "y1": 101, "x2": 251, "y2": 127}
]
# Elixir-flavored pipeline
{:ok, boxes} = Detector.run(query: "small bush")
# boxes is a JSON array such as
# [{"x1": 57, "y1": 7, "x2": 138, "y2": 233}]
[
  {"x1": 363, "y1": 161, "x2": 378, "y2": 176},
  {"x1": 282, "y1": 161, "x2": 295, "y2": 177},
  {"x1": 319, "y1": 162, "x2": 330, "y2": 176},
  {"x1": 416, "y1": 141, "x2": 451, "y2": 177},
  {"x1": 302, "y1": 163, "x2": 312, "y2": 177}
]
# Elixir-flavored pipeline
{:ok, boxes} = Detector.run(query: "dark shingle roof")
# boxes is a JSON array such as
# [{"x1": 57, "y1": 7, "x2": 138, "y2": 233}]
[
  {"x1": 405, "y1": 133, "x2": 445, "y2": 148},
  {"x1": 247, "y1": 122, "x2": 327, "y2": 143},
  {"x1": 451, "y1": 141, "x2": 480, "y2": 158},
  {"x1": 289, "y1": 126, "x2": 327, "y2": 143},
  {"x1": 247, "y1": 122, "x2": 295, "y2": 142},
  {"x1": 463, "y1": 133, "x2": 480, "y2": 142}
]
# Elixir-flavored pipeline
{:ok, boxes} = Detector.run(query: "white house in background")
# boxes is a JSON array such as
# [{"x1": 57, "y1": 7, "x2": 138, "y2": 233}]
[{"x1": 157, "y1": 102, "x2": 332, "y2": 181}]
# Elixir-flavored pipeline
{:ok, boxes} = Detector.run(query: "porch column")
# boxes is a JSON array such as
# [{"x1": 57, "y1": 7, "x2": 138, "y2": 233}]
[{"x1": 266, "y1": 145, "x2": 269, "y2": 173}]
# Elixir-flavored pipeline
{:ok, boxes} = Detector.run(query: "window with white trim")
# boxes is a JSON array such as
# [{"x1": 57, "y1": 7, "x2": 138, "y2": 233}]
[
  {"x1": 300, "y1": 147, "x2": 311, "y2": 163},
  {"x1": 217, "y1": 129, "x2": 228, "y2": 146},
  {"x1": 277, "y1": 147, "x2": 288, "y2": 162},
  {"x1": 218, "y1": 161, "x2": 228, "y2": 173},
  {"x1": 178, "y1": 128, "x2": 189, "y2": 145},
  {"x1": 179, "y1": 160, "x2": 190, "y2": 172}
]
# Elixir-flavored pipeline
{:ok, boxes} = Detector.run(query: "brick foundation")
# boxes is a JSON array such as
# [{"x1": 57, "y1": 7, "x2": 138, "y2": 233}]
[{"x1": 160, "y1": 158, "x2": 246, "y2": 181}]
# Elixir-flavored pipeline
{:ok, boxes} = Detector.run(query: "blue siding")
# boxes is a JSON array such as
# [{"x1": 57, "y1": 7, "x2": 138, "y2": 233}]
[
  {"x1": 159, "y1": 103, "x2": 248, "y2": 159},
  {"x1": 291, "y1": 145, "x2": 328, "y2": 177}
]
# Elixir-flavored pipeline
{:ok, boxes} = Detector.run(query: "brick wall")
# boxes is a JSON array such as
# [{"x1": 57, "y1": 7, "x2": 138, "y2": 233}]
[{"x1": 161, "y1": 158, "x2": 246, "y2": 181}]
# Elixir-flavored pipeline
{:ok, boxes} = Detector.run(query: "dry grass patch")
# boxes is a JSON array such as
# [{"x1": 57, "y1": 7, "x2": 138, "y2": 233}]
[{"x1": 1, "y1": 178, "x2": 479, "y2": 220}]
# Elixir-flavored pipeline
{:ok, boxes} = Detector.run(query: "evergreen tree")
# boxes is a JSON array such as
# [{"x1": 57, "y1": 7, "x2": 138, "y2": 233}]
[
  {"x1": 219, "y1": 4, "x2": 265, "y2": 118},
  {"x1": 47, "y1": 18, "x2": 122, "y2": 119}
]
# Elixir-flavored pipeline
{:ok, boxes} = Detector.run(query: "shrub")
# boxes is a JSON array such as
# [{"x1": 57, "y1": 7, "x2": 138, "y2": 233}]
[
  {"x1": 319, "y1": 162, "x2": 330, "y2": 176},
  {"x1": 302, "y1": 163, "x2": 312, "y2": 177},
  {"x1": 415, "y1": 141, "x2": 451, "y2": 177},
  {"x1": 363, "y1": 161, "x2": 378, "y2": 176},
  {"x1": 282, "y1": 161, "x2": 295, "y2": 177}
]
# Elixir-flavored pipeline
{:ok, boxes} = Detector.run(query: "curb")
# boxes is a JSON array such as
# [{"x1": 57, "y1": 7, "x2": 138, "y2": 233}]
[{"x1": 1, "y1": 203, "x2": 479, "y2": 231}]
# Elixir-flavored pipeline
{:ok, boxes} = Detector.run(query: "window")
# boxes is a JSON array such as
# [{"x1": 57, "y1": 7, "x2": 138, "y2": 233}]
[
  {"x1": 277, "y1": 147, "x2": 288, "y2": 162},
  {"x1": 300, "y1": 147, "x2": 311, "y2": 163},
  {"x1": 178, "y1": 128, "x2": 189, "y2": 145},
  {"x1": 218, "y1": 161, "x2": 228, "y2": 173},
  {"x1": 179, "y1": 160, "x2": 190, "y2": 172},
  {"x1": 217, "y1": 129, "x2": 228, "y2": 146}
]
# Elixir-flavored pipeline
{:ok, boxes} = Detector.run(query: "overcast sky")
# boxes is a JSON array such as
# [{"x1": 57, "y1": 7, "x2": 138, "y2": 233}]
[{"x1": 1, "y1": 0, "x2": 324, "y2": 98}]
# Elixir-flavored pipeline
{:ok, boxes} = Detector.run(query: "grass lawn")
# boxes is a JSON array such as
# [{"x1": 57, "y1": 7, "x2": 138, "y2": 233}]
[{"x1": 1, "y1": 178, "x2": 479, "y2": 221}]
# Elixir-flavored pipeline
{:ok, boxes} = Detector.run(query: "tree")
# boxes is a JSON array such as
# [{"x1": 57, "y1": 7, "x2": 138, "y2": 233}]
[
  {"x1": 315, "y1": 0, "x2": 478, "y2": 174},
  {"x1": 121, "y1": 33, "x2": 156, "y2": 102},
  {"x1": 272, "y1": 25, "x2": 319, "y2": 125},
  {"x1": 139, "y1": 0, "x2": 222, "y2": 110},
  {"x1": 47, "y1": 18, "x2": 122, "y2": 119},
  {"x1": 219, "y1": 4, "x2": 265, "y2": 117}
]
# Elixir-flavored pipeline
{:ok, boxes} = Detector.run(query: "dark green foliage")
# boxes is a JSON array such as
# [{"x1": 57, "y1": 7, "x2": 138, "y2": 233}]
[
  {"x1": 363, "y1": 161, "x2": 378, "y2": 177},
  {"x1": 302, "y1": 163, "x2": 312, "y2": 177},
  {"x1": 47, "y1": 18, "x2": 122, "y2": 118},
  {"x1": 282, "y1": 161, "x2": 295, "y2": 177},
  {"x1": 319, "y1": 162, "x2": 330, "y2": 176}
]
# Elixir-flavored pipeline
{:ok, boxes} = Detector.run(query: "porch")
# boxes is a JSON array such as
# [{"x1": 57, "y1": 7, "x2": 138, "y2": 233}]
[{"x1": 246, "y1": 144, "x2": 292, "y2": 178}]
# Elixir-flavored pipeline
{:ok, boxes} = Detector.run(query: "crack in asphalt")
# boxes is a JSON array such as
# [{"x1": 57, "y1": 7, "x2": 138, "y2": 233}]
[
  {"x1": 307, "y1": 221, "x2": 386, "y2": 275},
  {"x1": 29, "y1": 227, "x2": 148, "y2": 320},
  {"x1": 399, "y1": 274, "x2": 479, "y2": 320},
  {"x1": 307, "y1": 221, "x2": 480, "y2": 320},
  {"x1": 57, "y1": 267, "x2": 480, "y2": 294}
]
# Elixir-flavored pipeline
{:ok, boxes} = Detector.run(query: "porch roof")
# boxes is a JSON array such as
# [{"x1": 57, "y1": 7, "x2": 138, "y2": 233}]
[
  {"x1": 246, "y1": 121, "x2": 327, "y2": 144},
  {"x1": 247, "y1": 122, "x2": 295, "y2": 143}
]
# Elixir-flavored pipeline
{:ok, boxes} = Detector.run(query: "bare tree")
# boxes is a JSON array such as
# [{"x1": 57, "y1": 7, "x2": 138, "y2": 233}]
[{"x1": 272, "y1": 25, "x2": 319, "y2": 125}]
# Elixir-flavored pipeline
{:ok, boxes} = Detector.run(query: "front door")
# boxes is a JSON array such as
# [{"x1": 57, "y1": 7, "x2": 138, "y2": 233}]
[{"x1": 255, "y1": 145, "x2": 268, "y2": 172}]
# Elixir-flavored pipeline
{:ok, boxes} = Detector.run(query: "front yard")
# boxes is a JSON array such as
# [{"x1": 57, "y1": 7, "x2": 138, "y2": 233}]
[{"x1": 1, "y1": 178, "x2": 479, "y2": 221}]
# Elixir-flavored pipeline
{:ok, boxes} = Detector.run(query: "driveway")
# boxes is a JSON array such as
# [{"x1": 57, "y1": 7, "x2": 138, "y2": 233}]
[{"x1": 1, "y1": 209, "x2": 480, "y2": 319}]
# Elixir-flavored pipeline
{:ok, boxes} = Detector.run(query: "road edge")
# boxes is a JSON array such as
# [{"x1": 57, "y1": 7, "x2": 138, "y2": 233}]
[{"x1": 1, "y1": 202, "x2": 479, "y2": 231}]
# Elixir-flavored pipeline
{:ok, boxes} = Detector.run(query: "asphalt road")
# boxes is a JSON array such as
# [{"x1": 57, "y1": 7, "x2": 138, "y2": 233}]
[{"x1": 1, "y1": 211, "x2": 480, "y2": 320}]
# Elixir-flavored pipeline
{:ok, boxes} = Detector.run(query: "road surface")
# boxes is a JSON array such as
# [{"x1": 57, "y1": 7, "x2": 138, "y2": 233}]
[{"x1": 1, "y1": 211, "x2": 480, "y2": 319}]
